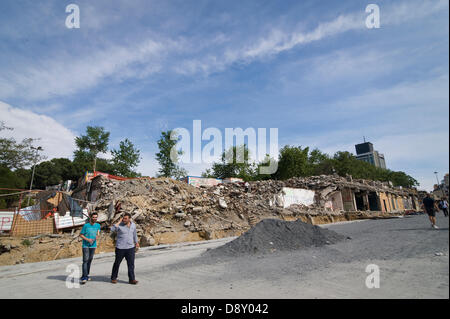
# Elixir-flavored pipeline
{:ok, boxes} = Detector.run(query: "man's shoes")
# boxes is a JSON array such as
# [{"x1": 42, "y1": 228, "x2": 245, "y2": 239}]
[
  {"x1": 111, "y1": 279, "x2": 117, "y2": 284},
  {"x1": 433, "y1": 225, "x2": 439, "y2": 229},
  {"x1": 87, "y1": 277, "x2": 92, "y2": 281},
  {"x1": 80, "y1": 278, "x2": 87, "y2": 284},
  {"x1": 129, "y1": 280, "x2": 138, "y2": 285}
]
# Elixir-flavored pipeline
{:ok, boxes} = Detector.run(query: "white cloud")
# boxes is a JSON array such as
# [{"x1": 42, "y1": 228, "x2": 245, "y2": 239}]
[
  {"x1": 136, "y1": 153, "x2": 159, "y2": 177},
  {"x1": 174, "y1": 0, "x2": 448, "y2": 77},
  {"x1": 0, "y1": 39, "x2": 171, "y2": 101},
  {"x1": 332, "y1": 74, "x2": 449, "y2": 115},
  {"x1": 1, "y1": 0, "x2": 446, "y2": 102},
  {"x1": 303, "y1": 49, "x2": 400, "y2": 84},
  {"x1": 375, "y1": 132, "x2": 449, "y2": 191},
  {"x1": 382, "y1": 0, "x2": 449, "y2": 25},
  {"x1": 0, "y1": 101, "x2": 76, "y2": 162},
  {"x1": 173, "y1": 13, "x2": 364, "y2": 76},
  {"x1": 241, "y1": 14, "x2": 362, "y2": 60}
]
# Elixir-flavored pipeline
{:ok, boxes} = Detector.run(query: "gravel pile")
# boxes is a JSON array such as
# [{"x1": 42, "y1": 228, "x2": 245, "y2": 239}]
[{"x1": 205, "y1": 218, "x2": 346, "y2": 257}]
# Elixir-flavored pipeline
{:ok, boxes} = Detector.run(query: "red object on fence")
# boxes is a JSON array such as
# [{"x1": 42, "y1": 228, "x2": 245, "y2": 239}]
[{"x1": 89, "y1": 171, "x2": 151, "y2": 181}]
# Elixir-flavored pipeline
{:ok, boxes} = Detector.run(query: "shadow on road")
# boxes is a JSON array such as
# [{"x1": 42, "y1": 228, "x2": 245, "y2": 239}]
[
  {"x1": 46, "y1": 275, "x2": 127, "y2": 283},
  {"x1": 390, "y1": 227, "x2": 449, "y2": 231}
]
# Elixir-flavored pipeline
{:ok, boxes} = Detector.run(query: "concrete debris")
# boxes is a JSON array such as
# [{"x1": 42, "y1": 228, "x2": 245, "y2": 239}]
[
  {"x1": 140, "y1": 234, "x2": 156, "y2": 247},
  {"x1": 218, "y1": 198, "x2": 228, "y2": 209},
  {"x1": 70, "y1": 174, "x2": 420, "y2": 245}
]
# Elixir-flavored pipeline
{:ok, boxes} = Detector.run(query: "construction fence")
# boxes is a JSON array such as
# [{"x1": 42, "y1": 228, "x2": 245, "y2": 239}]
[{"x1": 0, "y1": 188, "x2": 89, "y2": 237}]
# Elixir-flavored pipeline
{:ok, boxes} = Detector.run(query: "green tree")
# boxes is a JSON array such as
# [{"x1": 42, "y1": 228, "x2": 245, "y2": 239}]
[
  {"x1": 253, "y1": 154, "x2": 278, "y2": 181},
  {"x1": 111, "y1": 139, "x2": 141, "y2": 177},
  {"x1": 306, "y1": 148, "x2": 331, "y2": 176},
  {"x1": 274, "y1": 145, "x2": 310, "y2": 180},
  {"x1": 332, "y1": 151, "x2": 357, "y2": 176},
  {"x1": 32, "y1": 158, "x2": 79, "y2": 189},
  {"x1": 387, "y1": 171, "x2": 419, "y2": 188},
  {"x1": 0, "y1": 165, "x2": 28, "y2": 208},
  {"x1": 0, "y1": 122, "x2": 45, "y2": 169},
  {"x1": 155, "y1": 130, "x2": 187, "y2": 178},
  {"x1": 74, "y1": 126, "x2": 110, "y2": 172},
  {"x1": 204, "y1": 145, "x2": 255, "y2": 181},
  {"x1": 72, "y1": 155, "x2": 115, "y2": 176}
]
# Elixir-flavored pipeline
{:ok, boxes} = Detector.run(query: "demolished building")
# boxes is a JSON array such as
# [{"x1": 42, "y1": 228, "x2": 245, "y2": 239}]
[{"x1": 68, "y1": 174, "x2": 420, "y2": 246}]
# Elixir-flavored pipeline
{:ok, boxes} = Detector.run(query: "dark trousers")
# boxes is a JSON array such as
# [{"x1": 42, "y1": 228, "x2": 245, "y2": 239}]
[
  {"x1": 82, "y1": 248, "x2": 96, "y2": 279},
  {"x1": 111, "y1": 248, "x2": 135, "y2": 281},
  {"x1": 443, "y1": 208, "x2": 448, "y2": 217}
]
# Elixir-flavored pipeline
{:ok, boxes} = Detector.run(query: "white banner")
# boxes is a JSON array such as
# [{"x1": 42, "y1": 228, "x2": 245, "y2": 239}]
[
  {"x1": 19, "y1": 204, "x2": 41, "y2": 221},
  {"x1": 54, "y1": 209, "x2": 88, "y2": 229},
  {"x1": 0, "y1": 211, "x2": 15, "y2": 231}
]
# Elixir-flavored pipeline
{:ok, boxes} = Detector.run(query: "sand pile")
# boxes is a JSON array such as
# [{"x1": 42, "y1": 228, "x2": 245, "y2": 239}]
[{"x1": 205, "y1": 219, "x2": 346, "y2": 257}]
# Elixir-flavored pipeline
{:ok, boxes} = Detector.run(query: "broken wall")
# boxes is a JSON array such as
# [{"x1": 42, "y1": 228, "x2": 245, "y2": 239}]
[
  {"x1": 395, "y1": 196, "x2": 405, "y2": 211},
  {"x1": 185, "y1": 176, "x2": 223, "y2": 187},
  {"x1": 324, "y1": 191, "x2": 344, "y2": 212},
  {"x1": 379, "y1": 192, "x2": 391, "y2": 212},
  {"x1": 341, "y1": 188, "x2": 356, "y2": 211}
]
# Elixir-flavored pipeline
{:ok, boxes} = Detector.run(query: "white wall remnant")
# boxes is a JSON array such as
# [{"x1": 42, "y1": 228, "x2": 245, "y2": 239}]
[{"x1": 279, "y1": 187, "x2": 315, "y2": 208}]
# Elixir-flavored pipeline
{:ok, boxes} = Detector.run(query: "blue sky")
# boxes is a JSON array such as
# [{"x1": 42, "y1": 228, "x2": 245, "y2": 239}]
[{"x1": 0, "y1": 0, "x2": 448, "y2": 191}]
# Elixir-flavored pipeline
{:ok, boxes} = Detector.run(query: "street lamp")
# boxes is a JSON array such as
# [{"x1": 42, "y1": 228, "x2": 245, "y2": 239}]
[{"x1": 434, "y1": 171, "x2": 440, "y2": 189}]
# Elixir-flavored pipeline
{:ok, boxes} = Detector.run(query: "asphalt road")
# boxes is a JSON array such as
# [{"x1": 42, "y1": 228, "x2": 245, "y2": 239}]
[{"x1": 0, "y1": 214, "x2": 448, "y2": 298}]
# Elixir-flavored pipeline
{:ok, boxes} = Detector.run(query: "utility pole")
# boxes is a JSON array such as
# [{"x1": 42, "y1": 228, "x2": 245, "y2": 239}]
[{"x1": 27, "y1": 146, "x2": 43, "y2": 206}]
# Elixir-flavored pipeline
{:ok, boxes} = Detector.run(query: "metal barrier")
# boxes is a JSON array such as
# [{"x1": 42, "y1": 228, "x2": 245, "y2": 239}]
[
  {"x1": 0, "y1": 189, "x2": 89, "y2": 237},
  {"x1": 10, "y1": 210, "x2": 56, "y2": 237}
]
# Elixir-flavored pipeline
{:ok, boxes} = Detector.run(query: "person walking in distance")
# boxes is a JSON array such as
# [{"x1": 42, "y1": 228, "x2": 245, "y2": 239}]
[
  {"x1": 110, "y1": 212, "x2": 139, "y2": 284},
  {"x1": 422, "y1": 193, "x2": 439, "y2": 229},
  {"x1": 79, "y1": 212, "x2": 101, "y2": 284},
  {"x1": 439, "y1": 199, "x2": 448, "y2": 217}
]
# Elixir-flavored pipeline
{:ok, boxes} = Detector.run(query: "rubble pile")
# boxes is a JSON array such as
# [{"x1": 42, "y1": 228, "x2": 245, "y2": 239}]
[
  {"x1": 251, "y1": 174, "x2": 413, "y2": 197},
  {"x1": 81, "y1": 177, "x2": 231, "y2": 242},
  {"x1": 71, "y1": 174, "x2": 416, "y2": 247},
  {"x1": 204, "y1": 218, "x2": 346, "y2": 257}
]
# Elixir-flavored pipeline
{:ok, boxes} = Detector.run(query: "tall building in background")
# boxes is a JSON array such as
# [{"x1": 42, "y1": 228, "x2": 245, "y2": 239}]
[{"x1": 355, "y1": 141, "x2": 386, "y2": 169}]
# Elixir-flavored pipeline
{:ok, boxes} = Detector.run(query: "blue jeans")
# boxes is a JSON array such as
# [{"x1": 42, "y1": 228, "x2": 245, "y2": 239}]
[
  {"x1": 111, "y1": 248, "x2": 135, "y2": 281},
  {"x1": 82, "y1": 248, "x2": 96, "y2": 279}
]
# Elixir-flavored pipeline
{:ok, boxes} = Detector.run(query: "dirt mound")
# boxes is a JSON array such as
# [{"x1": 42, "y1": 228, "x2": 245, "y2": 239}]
[{"x1": 204, "y1": 219, "x2": 346, "y2": 257}]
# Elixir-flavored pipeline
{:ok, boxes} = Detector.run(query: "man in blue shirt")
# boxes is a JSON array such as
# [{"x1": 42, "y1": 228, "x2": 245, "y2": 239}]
[
  {"x1": 79, "y1": 212, "x2": 101, "y2": 284},
  {"x1": 110, "y1": 212, "x2": 139, "y2": 284}
]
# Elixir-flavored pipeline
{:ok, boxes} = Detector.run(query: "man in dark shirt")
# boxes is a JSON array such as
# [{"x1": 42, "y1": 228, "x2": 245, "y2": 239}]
[{"x1": 422, "y1": 193, "x2": 439, "y2": 229}]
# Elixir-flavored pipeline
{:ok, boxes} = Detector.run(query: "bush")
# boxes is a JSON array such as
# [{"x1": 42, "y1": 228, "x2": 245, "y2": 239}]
[{"x1": 21, "y1": 239, "x2": 33, "y2": 247}]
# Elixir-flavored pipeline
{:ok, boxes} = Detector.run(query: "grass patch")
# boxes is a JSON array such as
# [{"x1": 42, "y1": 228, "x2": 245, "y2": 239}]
[{"x1": 21, "y1": 239, "x2": 33, "y2": 247}]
